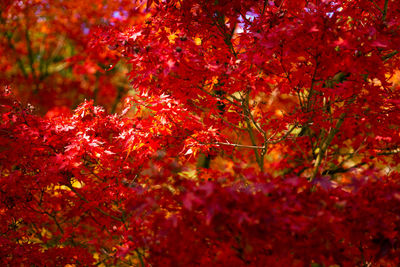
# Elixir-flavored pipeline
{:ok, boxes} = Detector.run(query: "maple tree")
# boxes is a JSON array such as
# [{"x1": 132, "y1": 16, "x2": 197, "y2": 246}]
[
  {"x1": 0, "y1": 0, "x2": 142, "y2": 113},
  {"x1": 1, "y1": 0, "x2": 400, "y2": 266}
]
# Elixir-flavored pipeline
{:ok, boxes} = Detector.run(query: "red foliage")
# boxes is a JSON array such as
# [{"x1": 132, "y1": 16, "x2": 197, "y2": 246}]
[{"x1": 1, "y1": 0, "x2": 400, "y2": 266}]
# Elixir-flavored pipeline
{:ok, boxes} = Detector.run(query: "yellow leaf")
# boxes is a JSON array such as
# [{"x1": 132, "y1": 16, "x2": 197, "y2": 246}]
[
  {"x1": 194, "y1": 37, "x2": 202, "y2": 45},
  {"x1": 168, "y1": 33, "x2": 178, "y2": 44},
  {"x1": 71, "y1": 177, "x2": 83, "y2": 188}
]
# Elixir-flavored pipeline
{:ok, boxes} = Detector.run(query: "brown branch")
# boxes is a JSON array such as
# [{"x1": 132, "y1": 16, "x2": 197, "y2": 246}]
[{"x1": 382, "y1": 0, "x2": 389, "y2": 21}]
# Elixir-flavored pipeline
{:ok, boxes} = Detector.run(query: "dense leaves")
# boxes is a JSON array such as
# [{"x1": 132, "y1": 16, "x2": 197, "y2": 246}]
[
  {"x1": 1, "y1": 0, "x2": 400, "y2": 266},
  {"x1": 0, "y1": 0, "x2": 142, "y2": 113}
]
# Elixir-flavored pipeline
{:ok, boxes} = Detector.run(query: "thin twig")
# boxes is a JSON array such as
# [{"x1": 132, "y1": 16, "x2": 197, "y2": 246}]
[
  {"x1": 382, "y1": 0, "x2": 389, "y2": 21},
  {"x1": 368, "y1": 0, "x2": 383, "y2": 13}
]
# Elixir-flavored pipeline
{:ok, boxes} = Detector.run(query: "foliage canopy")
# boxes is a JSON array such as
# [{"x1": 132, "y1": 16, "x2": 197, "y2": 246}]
[{"x1": 1, "y1": 0, "x2": 400, "y2": 266}]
